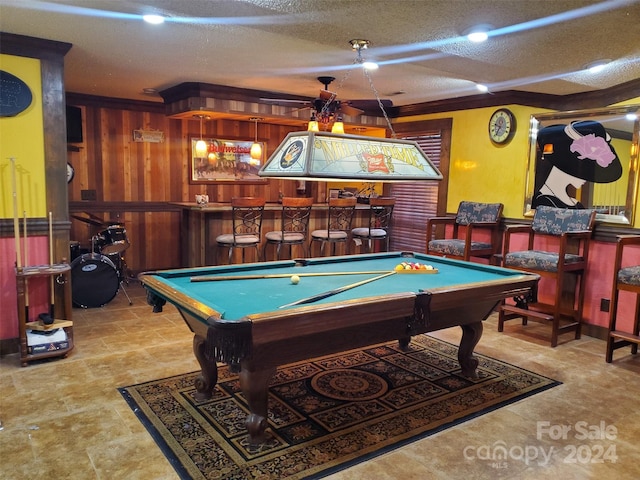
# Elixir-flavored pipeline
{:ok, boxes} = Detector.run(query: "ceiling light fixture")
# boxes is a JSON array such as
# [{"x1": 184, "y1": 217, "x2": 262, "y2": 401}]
[
  {"x1": 143, "y1": 14, "x2": 165, "y2": 25},
  {"x1": 331, "y1": 114, "x2": 345, "y2": 134},
  {"x1": 476, "y1": 83, "x2": 489, "y2": 93},
  {"x1": 584, "y1": 59, "x2": 611, "y2": 73},
  {"x1": 350, "y1": 39, "x2": 379, "y2": 70},
  {"x1": 463, "y1": 24, "x2": 493, "y2": 43},
  {"x1": 250, "y1": 117, "x2": 263, "y2": 163},
  {"x1": 194, "y1": 114, "x2": 208, "y2": 157},
  {"x1": 307, "y1": 112, "x2": 319, "y2": 132}
]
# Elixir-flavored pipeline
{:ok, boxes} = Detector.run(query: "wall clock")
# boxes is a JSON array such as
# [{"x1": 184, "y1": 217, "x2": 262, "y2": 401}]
[
  {"x1": 488, "y1": 108, "x2": 516, "y2": 144},
  {"x1": 67, "y1": 162, "x2": 75, "y2": 183}
]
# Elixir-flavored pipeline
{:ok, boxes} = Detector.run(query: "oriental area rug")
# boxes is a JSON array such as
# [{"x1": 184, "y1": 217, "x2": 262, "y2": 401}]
[{"x1": 119, "y1": 335, "x2": 560, "y2": 480}]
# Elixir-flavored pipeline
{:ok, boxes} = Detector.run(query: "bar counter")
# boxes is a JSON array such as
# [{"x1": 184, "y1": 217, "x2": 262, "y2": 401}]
[{"x1": 171, "y1": 202, "x2": 371, "y2": 266}]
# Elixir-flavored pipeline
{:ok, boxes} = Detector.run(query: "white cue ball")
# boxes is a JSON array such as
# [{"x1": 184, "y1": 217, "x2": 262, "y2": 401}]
[{"x1": 290, "y1": 275, "x2": 300, "y2": 285}]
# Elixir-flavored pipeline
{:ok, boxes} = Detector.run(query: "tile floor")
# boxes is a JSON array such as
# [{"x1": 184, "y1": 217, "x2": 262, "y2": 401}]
[{"x1": 0, "y1": 281, "x2": 638, "y2": 480}]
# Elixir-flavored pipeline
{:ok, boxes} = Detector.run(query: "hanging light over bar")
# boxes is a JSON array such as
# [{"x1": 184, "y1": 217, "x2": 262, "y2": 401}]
[{"x1": 258, "y1": 131, "x2": 443, "y2": 182}]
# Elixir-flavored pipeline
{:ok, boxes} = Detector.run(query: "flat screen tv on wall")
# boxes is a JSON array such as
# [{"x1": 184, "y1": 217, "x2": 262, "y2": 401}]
[{"x1": 66, "y1": 105, "x2": 83, "y2": 143}]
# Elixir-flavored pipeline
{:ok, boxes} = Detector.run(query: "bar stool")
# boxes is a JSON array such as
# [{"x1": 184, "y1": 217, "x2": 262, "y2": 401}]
[
  {"x1": 351, "y1": 197, "x2": 396, "y2": 253},
  {"x1": 216, "y1": 197, "x2": 265, "y2": 264},
  {"x1": 310, "y1": 197, "x2": 356, "y2": 256},
  {"x1": 606, "y1": 235, "x2": 640, "y2": 363},
  {"x1": 498, "y1": 206, "x2": 596, "y2": 347},
  {"x1": 263, "y1": 197, "x2": 314, "y2": 260}
]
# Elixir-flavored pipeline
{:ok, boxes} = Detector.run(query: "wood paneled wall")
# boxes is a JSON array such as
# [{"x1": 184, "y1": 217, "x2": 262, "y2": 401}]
[{"x1": 67, "y1": 99, "x2": 321, "y2": 273}]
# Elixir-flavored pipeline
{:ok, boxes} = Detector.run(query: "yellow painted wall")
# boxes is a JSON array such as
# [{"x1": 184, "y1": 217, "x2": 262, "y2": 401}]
[
  {"x1": 0, "y1": 54, "x2": 46, "y2": 219},
  {"x1": 396, "y1": 100, "x2": 640, "y2": 227},
  {"x1": 396, "y1": 105, "x2": 549, "y2": 219}
]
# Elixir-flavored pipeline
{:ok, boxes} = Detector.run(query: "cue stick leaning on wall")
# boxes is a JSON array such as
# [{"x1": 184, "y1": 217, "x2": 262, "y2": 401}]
[
  {"x1": 279, "y1": 271, "x2": 397, "y2": 308},
  {"x1": 10, "y1": 158, "x2": 22, "y2": 271},
  {"x1": 23, "y1": 210, "x2": 29, "y2": 322},
  {"x1": 49, "y1": 212, "x2": 55, "y2": 318}
]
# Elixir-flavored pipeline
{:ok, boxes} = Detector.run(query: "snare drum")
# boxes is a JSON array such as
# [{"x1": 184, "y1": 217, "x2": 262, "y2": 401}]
[
  {"x1": 71, "y1": 253, "x2": 120, "y2": 308},
  {"x1": 95, "y1": 225, "x2": 130, "y2": 255}
]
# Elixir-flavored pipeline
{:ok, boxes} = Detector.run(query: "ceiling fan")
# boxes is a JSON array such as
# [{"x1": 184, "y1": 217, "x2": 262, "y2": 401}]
[{"x1": 260, "y1": 76, "x2": 393, "y2": 118}]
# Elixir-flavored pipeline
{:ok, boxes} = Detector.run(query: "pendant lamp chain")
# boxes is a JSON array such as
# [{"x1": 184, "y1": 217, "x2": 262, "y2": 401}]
[
  {"x1": 195, "y1": 115, "x2": 208, "y2": 156},
  {"x1": 321, "y1": 40, "x2": 396, "y2": 137},
  {"x1": 250, "y1": 117, "x2": 263, "y2": 162}
]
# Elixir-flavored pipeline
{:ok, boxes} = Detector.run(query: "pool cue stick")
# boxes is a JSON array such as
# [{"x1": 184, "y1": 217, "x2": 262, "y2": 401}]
[
  {"x1": 10, "y1": 158, "x2": 22, "y2": 271},
  {"x1": 279, "y1": 271, "x2": 397, "y2": 309},
  {"x1": 190, "y1": 270, "x2": 391, "y2": 282},
  {"x1": 49, "y1": 212, "x2": 55, "y2": 318},
  {"x1": 23, "y1": 211, "x2": 30, "y2": 322},
  {"x1": 23, "y1": 211, "x2": 28, "y2": 266}
]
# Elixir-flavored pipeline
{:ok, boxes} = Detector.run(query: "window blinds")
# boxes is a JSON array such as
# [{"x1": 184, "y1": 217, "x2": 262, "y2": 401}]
[{"x1": 389, "y1": 132, "x2": 442, "y2": 252}]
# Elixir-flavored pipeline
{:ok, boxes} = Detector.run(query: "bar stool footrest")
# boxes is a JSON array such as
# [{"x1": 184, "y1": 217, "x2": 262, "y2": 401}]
[
  {"x1": 500, "y1": 305, "x2": 554, "y2": 323},
  {"x1": 609, "y1": 330, "x2": 640, "y2": 344}
]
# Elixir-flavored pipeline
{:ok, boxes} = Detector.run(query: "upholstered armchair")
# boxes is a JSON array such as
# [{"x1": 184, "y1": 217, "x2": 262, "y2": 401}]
[
  {"x1": 426, "y1": 201, "x2": 503, "y2": 262},
  {"x1": 498, "y1": 206, "x2": 596, "y2": 347}
]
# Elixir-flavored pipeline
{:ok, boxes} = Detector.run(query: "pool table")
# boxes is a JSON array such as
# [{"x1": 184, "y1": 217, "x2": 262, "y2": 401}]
[{"x1": 140, "y1": 251, "x2": 539, "y2": 445}]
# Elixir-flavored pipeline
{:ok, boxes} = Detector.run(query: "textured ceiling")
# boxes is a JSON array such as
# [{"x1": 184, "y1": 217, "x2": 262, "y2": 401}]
[{"x1": 1, "y1": 0, "x2": 639, "y2": 108}]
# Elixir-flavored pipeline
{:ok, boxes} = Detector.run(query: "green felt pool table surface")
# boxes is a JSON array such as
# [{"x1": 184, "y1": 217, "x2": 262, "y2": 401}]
[{"x1": 141, "y1": 251, "x2": 534, "y2": 323}]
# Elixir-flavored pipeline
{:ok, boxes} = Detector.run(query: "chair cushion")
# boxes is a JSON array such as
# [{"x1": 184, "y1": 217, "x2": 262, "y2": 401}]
[
  {"x1": 531, "y1": 206, "x2": 595, "y2": 235},
  {"x1": 352, "y1": 227, "x2": 387, "y2": 238},
  {"x1": 216, "y1": 234, "x2": 260, "y2": 245},
  {"x1": 265, "y1": 231, "x2": 305, "y2": 242},
  {"x1": 456, "y1": 201, "x2": 502, "y2": 225},
  {"x1": 505, "y1": 250, "x2": 584, "y2": 272},
  {"x1": 311, "y1": 229, "x2": 348, "y2": 240},
  {"x1": 429, "y1": 239, "x2": 492, "y2": 257},
  {"x1": 618, "y1": 266, "x2": 640, "y2": 286}
]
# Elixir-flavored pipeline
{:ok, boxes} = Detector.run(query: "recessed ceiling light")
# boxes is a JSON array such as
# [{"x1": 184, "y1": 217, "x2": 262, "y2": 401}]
[
  {"x1": 362, "y1": 61, "x2": 379, "y2": 70},
  {"x1": 463, "y1": 24, "x2": 493, "y2": 43},
  {"x1": 143, "y1": 14, "x2": 165, "y2": 25},
  {"x1": 584, "y1": 59, "x2": 611, "y2": 73},
  {"x1": 476, "y1": 83, "x2": 489, "y2": 93}
]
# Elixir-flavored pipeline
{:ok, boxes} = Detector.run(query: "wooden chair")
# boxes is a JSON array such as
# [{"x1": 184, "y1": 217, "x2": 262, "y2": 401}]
[
  {"x1": 606, "y1": 235, "x2": 640, "y2": 363},
  {"x1": 263, "y1": 197, "x2": 314, "y2": 260},
  {"x1": 216, "y1": 197, "x2": 265, "y2": 264},
  {"x1": 498, "y1": 206, "x2": 596, "y2": 347},
  {"x1": 426, "y1": 201, "x2": 503, "y2": 262},
  {"x1": 351, "y1": 197, "x2": 396, "y2": 253},
  {"x1": 310, "y1": 197, "x2": 357, "y2": 256}
]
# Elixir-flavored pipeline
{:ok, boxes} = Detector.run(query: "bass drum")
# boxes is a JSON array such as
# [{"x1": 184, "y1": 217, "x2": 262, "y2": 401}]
[{"x1": 71, "y1": 253, "x2": 120, "y2": 308}]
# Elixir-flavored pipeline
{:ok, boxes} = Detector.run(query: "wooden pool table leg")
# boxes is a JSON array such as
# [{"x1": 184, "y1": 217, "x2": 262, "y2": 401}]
[
  {"x1": 239, "y1": 366, "x2": 277, "y2": 446},
  {"x1": 458, "y1": 321, "x2": 483, "y2": 379},
  {"x1": 192, "y1": 334, "x2": 218, "y2": 401}
]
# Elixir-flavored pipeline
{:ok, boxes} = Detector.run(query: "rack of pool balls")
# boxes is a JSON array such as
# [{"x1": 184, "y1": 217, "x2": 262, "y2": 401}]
[{"x1": 393, "y1": 262, "x2": 438, "y2": 273}]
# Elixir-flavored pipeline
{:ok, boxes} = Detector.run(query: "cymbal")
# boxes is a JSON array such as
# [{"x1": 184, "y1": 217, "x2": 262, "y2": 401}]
[{"x1": 71, "y1": 214, "x2": 105, "y2": 227}]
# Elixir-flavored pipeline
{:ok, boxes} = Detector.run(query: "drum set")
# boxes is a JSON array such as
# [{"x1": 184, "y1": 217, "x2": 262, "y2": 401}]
[{"x1": 70, "y1": 221, "x2": 132, "y2": 308}]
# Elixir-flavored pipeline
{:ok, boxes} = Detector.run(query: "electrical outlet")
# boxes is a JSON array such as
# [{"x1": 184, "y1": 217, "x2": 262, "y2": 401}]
[
  {"x1": 600, "y1": 298, "x2": 610, "y2": 312},
  {"x1": 81, "y1": 189, "x2": 97, "y2": 201}
]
